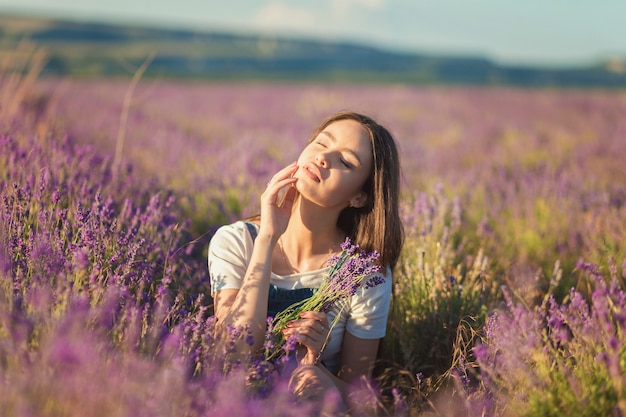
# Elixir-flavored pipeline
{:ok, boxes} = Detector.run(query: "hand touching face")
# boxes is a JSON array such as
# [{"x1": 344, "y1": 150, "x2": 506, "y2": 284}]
[{"x1": 261, "y1": 162, "x2": 299, "y2": 239}]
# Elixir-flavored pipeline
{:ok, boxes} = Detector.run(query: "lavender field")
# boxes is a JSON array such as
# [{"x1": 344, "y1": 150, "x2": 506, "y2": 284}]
[{"x1": 2, "y1": 48, "x2": 626, "y2": 416}]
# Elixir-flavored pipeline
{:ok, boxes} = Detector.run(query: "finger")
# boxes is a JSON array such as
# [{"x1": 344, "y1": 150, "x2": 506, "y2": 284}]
[
  {"x1": 299, "y1": 311, "x2": 327, "y2": 321},
  {"x1": 264, "y1": 180, "x2": 298, "y2": 208},
  {"x1": 288, "y1": 319, "x2": 327, "y2": 336},
  {"x1": 299, "y1": 312, "x2": 330, "y2": 332},
  {"x1": 278, "y1": 185, "x2": 297, "y2": 208},
  {"x1": 264, "y1": 174, "x2": 297, "y2": 197},
  {"x1": 266, "y1": 162, "x2": 298, "y2": 187},
  {"x1": 266, "y1": 177, "x2": 297, "y2": 195},
  {"x1": 283, "y1": 328, "x2": 323, "y2": 350},
  {"x1": 262, "y1": 175, "x2": 296, "y2": 197},
  {"x1": 284, "y1": 325, "x2": 322, "y2": 340}
]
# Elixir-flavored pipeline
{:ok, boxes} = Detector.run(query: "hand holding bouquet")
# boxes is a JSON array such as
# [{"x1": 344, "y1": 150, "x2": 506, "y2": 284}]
[{"x1": 265, "y1": 237, "x2": 385, "y2": 362}]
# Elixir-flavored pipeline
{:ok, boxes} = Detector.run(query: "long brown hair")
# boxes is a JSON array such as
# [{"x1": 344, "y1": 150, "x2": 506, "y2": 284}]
[{"x1": 308, "y1": 111, "x2": 404, "y2": 270}]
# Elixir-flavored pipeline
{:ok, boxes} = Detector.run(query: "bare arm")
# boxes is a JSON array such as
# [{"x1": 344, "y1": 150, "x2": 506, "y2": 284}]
[
  {"x1": 337, "y1": 332, "x2": 380, "y2": 383},
  {"x1": 311, "y1": 332, "x2": 380, "y2": 400},
  {"x1": 213, "y1": 162, "x2": 298, "y2": 353},
  {"x1": 214, "y1": 232, "x2": 275, "y2": 353}
]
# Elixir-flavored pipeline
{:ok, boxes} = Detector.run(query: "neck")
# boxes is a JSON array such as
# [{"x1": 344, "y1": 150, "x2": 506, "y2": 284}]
[{"x1": 280, "y1": 199, "x2": 344, "y2": 269}]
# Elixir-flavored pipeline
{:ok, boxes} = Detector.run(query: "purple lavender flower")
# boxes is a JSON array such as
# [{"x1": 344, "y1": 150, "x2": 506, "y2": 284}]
[
  {"x1": 391, "y1": 387, "x2": 408, "y2": 415},
  {"x1": 282, "y1": 333, "x2": 299, "y2": 356},
  {"x1": 364, "y1": 273, "x2": 386, "y2": 289},
  {"x1": 575, "y1": 258, "x2": 604, "y2": 279},
  {"x1": 472, "y1": 343, "x2": 489, "y2": 363},
  {"x1": 244, "y1": 325, "x2": 255, "y2": 347},
  {"x1": 72, "y1": 247, "x2": 90, "y2": 271},
  {"x1": 245, "y1": 359, "x2": 276, "y2": 398}
]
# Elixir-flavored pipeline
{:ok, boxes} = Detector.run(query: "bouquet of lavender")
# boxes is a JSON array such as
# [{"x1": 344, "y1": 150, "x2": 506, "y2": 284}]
[{"x1": 265, "y1": 237, "x2": 384, "y2": 361}]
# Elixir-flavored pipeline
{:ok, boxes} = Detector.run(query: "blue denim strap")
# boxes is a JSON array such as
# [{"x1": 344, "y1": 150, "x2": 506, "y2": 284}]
[
  {"x1": 267, "y1": 284, "x2": 315, "y2": 318},
  {"x1": 243, "y1": 221, "x2": 315, "y2": 318},
  {"x1": 244, "y1": 221, "x2": 258, "y2": 242}
]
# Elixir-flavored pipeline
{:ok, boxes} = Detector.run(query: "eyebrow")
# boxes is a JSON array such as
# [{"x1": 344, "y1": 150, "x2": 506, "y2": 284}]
[{"x1": 321, "y1": 131, "x2": 362, "y2": 166}]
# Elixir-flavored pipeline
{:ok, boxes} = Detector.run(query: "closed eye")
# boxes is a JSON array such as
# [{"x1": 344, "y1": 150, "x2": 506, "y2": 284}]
[{"x1": 315, "y1": 139, "x2": 352, "y2": 168}]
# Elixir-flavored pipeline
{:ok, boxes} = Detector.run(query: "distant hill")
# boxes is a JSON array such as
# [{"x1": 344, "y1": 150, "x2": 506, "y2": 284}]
[{"x1": 1, "y1": 13, "x2": 625, "y2": 87}]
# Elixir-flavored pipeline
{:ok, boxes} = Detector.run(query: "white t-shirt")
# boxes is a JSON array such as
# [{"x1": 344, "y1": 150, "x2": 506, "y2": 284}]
[{"x1": 208, "y1": 220, "x2": 392, "y2": 374}]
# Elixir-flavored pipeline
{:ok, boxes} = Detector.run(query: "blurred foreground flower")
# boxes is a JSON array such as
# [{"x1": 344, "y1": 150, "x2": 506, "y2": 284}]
[{"x1": 449, "y1": 257, "x2": 626, "y2": 417}]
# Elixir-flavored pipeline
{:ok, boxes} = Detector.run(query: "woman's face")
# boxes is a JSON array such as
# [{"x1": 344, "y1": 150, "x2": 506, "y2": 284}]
[{"x1": 294, "y1": 119, "x2": 373, "y2": 209}]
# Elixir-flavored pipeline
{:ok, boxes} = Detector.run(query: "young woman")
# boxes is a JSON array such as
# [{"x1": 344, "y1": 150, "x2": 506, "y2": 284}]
[{"x1": 208, "y1": 110, "x2": 403, "y2": 410}]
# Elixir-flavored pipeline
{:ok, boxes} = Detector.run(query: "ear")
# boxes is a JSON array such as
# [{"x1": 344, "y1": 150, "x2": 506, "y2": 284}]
[{"x1": 349, "y1": 191, "x2": 367, "y2": 209}]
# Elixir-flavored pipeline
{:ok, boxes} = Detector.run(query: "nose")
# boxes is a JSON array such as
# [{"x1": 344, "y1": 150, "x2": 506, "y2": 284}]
[{"x1": 315, "y1": 152, "x2": 327, "y2": 168}]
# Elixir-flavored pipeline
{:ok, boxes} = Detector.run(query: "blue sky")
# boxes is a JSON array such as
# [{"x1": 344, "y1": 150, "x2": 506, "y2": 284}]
[{"x1": 1, "y1": 0, "x2": 625, "y2": 67}]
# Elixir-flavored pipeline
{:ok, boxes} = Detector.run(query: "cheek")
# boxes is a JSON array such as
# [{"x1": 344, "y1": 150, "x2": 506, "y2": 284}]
[
  {"x1": 345, "y1": 170, "x2": 369, "y2": 190},
  {"x1": 331, "y1": 176, "x2": 365, "y2": 200},
  {"x1": 295, "y1": 152, "x2": 310, "y2": 168}
]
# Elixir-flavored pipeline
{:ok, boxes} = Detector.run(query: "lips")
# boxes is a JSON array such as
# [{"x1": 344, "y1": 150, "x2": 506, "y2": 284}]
[{"x1": 302, "y1": 162, "x2": 321, "y2": 183}]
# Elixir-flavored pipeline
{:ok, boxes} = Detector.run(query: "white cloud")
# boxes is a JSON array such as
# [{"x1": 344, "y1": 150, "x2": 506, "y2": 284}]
[
  {"x1": 253, "y1": 1, "x2": 319, "y2": 32},
  {"x1": 331, "y1": 0, "x2": 385, "y2": 19},
  {"x1": 250, "y1": 0, "x2": 387, "y2": 39}
]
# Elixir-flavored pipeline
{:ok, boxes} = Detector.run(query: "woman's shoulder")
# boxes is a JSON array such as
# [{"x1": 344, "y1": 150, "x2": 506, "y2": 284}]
[
  {"x1": 210, "y1": 220, "x2": 257, "y2": 248},
  {"x1": 353, "y1": 266, "x2": 393, "y2": 300}
]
